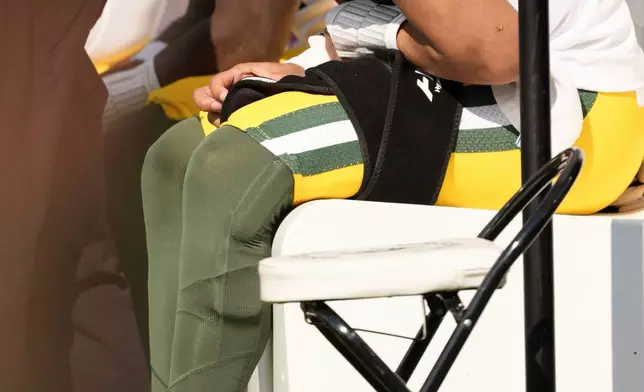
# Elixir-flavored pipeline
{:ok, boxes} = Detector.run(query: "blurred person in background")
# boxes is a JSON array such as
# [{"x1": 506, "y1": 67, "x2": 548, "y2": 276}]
[
  {"x1": 0, "y1": 0, "x2": 148, "y2": 390},
  {"x1": 0, "y1": 0, "x2": 311, "y2": 390}
]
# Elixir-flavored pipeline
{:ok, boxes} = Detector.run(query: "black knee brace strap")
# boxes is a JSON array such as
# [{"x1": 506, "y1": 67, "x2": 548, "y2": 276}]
[{"x1": 220, "y1": 51, "x2": 463, "y2": 205}]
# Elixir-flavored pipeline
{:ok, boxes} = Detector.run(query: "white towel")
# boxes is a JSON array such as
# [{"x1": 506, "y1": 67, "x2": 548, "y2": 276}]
[
  {"x1": 285, "y1": 35, "x2": 333, "y2": 70},
  {"x1": 493, "y1": 0, "x2": 644, "y2": 155}
]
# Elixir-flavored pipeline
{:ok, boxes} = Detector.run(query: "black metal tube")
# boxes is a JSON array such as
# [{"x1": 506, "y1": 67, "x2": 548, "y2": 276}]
[
  {"x1": 395, "y1": 295, "x2": 448, "y2": 382},
  {"x1": 420, "y1": 148, "x2": 582, "y2": 392},
  {"x1": 302, "y1": 302, "x2": 410, "y2": 392},
  {"x1": 518, "y1": 0, "x2": 557, "y2": 391}
]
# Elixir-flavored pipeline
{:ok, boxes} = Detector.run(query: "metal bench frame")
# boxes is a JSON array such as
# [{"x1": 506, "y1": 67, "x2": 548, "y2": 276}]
[{"x1": 298, "y1": 148, "x2": 582, "y2": 392}]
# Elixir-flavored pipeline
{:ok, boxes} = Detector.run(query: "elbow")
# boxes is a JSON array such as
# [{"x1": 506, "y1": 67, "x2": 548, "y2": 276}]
[
  {"x1": 479, "y1": 57, "x2": 519, "y2": 85},
  {"x1": 469, "y1": 40, "x2": 519, "y2": 85}
]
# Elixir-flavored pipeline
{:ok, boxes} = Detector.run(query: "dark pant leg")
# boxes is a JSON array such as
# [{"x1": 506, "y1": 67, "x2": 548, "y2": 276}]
[
  {"x1": 70, "y1": 221, "x2": 150, "y2": 392},
  {"x1": 158, "y1": 0, "x2": 216, "y2": 43},
  {"x1": 154, "y1": 19, "x2": 218, "y2": 86},
  {"x1": 104, "y1": 103, "x2": 179, "y2": 359}
]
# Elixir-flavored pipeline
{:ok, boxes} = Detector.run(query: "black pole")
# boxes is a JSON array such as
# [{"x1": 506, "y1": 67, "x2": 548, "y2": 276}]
[{"x1": 518, "y1": 0, "x2": 556, "y2": 391}]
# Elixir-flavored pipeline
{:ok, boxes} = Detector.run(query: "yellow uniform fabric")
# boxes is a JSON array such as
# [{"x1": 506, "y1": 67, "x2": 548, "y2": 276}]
[
  {"x1": 203, "y1": 90, "x2": 643, "y2": 214},
  {"x1": 436, "y1": 91, "x2": 644, "y2": 214}
]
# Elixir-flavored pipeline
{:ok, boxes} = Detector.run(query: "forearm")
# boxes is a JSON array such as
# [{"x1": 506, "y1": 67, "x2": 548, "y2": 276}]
[
  {"x1": 210, "y1": 0, "x2": 300, "y2": 71},
  {"x1": 395, "y1": 0, "x2": 519, "y2": 85}
]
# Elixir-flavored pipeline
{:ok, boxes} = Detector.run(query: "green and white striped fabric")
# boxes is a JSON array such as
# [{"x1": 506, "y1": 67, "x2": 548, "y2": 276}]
[
  {"x1": 239, "y1": 85, "x2": 599, "y2": 180},
  {"x1": 456, "y1": 85, "x2": 519, "y2": 153},
  {"x1": 243, "y1": 101, "x2": 363, "y2": 177},
  {"x1": 455, "y1": 85, "x2": 598, "y2": 153}
]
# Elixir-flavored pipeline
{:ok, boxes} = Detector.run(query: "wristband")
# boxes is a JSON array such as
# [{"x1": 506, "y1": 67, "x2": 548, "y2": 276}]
[{"x1": 325, "y1": 0, "x2": 406, "y2": 58}]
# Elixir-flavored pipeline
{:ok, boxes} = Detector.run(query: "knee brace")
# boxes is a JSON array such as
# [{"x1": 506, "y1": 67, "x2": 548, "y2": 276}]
[{"x1": 218, "y1": 52, "x2": 464, "y2": 206}]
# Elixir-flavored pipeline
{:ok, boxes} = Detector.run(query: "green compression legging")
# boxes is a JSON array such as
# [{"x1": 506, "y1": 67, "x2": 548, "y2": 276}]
[{"x1": 142, "y1": 119, "x2": 294, "y2": 392}]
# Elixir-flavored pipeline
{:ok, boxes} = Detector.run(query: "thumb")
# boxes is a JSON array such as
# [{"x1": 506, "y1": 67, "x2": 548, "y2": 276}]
[{"x1": 193, "y1": 86, "x2": 219, "y2": 111}]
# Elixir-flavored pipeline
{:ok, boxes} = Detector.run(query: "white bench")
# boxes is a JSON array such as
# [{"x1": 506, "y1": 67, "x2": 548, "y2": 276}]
[{"x1": 256, "y1": 200, "x2": 644, "y2": 392}]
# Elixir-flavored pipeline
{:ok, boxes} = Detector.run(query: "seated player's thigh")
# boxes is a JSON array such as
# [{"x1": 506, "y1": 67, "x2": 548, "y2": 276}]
[{"x1": 437, "y1": 91, "x2": 644, "y2": 215}]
